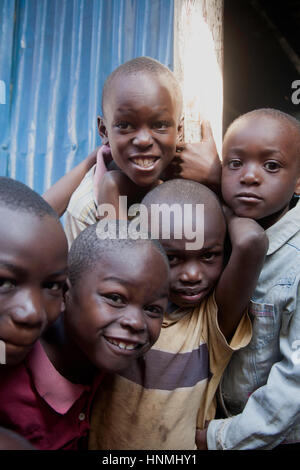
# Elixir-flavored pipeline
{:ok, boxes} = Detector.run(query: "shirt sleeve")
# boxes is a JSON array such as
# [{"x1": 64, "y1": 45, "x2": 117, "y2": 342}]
[
  {"x1": 64, "y1": 166, "x2": 99, "y2": 246},
  {"x1": 207, "y1": 280, "x2": 300, "y2": 450},
  {"x1": 64, "y1": 211, "x2": 91, "y2": 247},
  {"x1": 197, "y1": 295, "x2": 252, "y2": 428}
]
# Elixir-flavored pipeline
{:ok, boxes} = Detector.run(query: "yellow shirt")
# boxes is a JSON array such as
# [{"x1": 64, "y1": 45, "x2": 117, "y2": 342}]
[{"x1": 89, "y1": 294, "x2": 251, "y2": 450}]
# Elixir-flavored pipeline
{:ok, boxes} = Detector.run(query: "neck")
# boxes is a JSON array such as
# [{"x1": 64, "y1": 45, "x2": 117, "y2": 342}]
[
  {"x1": 258, "y1": 204, "x2": 290, "y2": 230},
  {"x1": 41, "y1": 315, "x2": 96, "y2": 385}
]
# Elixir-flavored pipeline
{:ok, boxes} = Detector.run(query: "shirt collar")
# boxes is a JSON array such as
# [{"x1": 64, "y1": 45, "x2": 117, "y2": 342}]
[
  {"x1": 26, "y1": 341, "x2": 90, "y2": 415},
  {"x1": 266, "y1": 200, "x2": 300, "y2": 255}
]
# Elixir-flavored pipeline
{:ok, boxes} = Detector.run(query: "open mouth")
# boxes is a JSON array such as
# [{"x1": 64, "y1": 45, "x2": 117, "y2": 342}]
[
  {"x1": 130, "y1": 156, "x2": 159, "y2": 169},
  {"x1": 104, "y1": 336, "x2": 143, "y2": 351}
]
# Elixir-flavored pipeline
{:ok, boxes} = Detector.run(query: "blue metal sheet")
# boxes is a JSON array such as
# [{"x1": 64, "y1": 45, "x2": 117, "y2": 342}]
[
  {"x1": 0, "y1": 0, "x2": 174, "y2": 193},
  {"x1": 0, "y1": 0, "x2": 16, "y2": 176}
]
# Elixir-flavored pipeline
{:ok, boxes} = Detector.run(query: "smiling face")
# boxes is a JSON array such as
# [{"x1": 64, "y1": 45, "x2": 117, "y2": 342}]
[
  {"x1": 65, "y1": 243, "x2": 169, "y2": 372},
  {"x1": 99, "y1": 72, "x2": 181, "y2": 187},
  {"x1": 161, "y1": 206, "x2": 226, "y2": 308},
  {"x1": 222, "y1": 114, "x2": 300, "y2": 229},
  {"x1": 0, "y1": 208, "x2": 68, "y2": 366}
]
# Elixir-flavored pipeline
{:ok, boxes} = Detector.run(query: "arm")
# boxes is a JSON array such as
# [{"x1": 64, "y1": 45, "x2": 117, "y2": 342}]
[
  {"x1": 164, "y1": 120, "x2": 222, "y2": 195},
  {"x1": 207, "y1": 283, "x2": 300, "y2": 449},
  {"x1": 215, "y1": 213, "x2": 268, "y2": 340},
  {"x1": 96, "y1": 170, "x2": 152, "y2": 220},
  {"x1": 195, "y1": 424, "x2": 209, "y2": 450},
  {"x1": 42, "y1": 147, "x2": 99, "y2": 216}
]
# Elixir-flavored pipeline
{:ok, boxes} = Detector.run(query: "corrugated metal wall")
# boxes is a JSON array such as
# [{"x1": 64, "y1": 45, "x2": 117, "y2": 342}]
[{"x1": 0, "y1": 0, "x2": 174, "y2": 194}]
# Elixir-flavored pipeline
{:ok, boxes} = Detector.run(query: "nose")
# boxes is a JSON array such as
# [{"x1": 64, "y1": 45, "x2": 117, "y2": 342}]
[
  {"x1": 10, "y1": 289, "x2": 45, "y2": 329},
  {"x1": 132, "y1": 128, "x2": 153, "y2": 149},
  {"x1": 120, "y1": 306, "x2": 147, "y2": 332},
  {"x1": 179, "y1": 262, "x2": 203, "y2": 284},
  {"x1": 240, "y1": 163, "x2": 261, "y2": 185}
]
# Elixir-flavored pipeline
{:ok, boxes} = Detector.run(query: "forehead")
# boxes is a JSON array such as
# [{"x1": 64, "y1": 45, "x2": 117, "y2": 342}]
[
  {"x1": 105, "y1": 72, "x2": 178, "y2": 118},
  {"x1": 83, "y1": 243, "x2": 168, "y2": 290},
  {"x1": 0, "y1": 208, "x2": 67, "y2": 266},
  {"x1": 160, "y1": 206, "x2": 225, "y2": 253},
  {"x1": 224, "y1": 115, "x2": 296, "y2": 154}
]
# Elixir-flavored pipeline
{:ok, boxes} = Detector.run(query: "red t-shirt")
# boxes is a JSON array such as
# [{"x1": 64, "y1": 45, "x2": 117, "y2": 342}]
[{"x1": 0, "y1": 341, "x2": 104, "y2": 449}]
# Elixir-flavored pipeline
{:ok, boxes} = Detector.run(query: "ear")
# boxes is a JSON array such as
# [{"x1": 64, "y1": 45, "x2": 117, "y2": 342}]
[
  {"x1": 62, "y1": 278, "x2": 72, "y2": 305},
  {"x1": 176, "y1": 115, "x2": 184, "y2": 144},
  {"x1": 295, "y1": 175, "x2": 300, "y2": 195},
  {"x1": 97, "y1": 116, "x2": 109, "y2": 145}
]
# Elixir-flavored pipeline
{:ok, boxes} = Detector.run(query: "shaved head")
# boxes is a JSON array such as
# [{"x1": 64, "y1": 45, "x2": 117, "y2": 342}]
[{"x1": 102, "y1": 56, "x2": 182, "y2": 120}]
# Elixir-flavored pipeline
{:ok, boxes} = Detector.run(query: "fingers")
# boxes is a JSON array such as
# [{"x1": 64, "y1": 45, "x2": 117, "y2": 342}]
[
  {"x1": 175, "y1": 143, "x2": 185, "y2": 153},
  {"x1": 200, "y1": 120, "x2": 213, "y2": 142}
]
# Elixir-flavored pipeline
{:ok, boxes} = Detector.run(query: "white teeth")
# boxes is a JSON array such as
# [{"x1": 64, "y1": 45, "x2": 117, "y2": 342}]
[
  {"x1": 132, "y1": 158, "x2": 156, "y2": 168},
  {"x1": 107, "y1": 338, "x2": 138, "y2": 350}
]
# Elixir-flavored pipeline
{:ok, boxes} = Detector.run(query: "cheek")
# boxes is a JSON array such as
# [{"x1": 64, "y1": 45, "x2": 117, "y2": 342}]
[
  {"x1": 221, "y1": 171, "x2": 236, "y2": 194},
  {"x1": 45, "y1": 295, "x2": 65, "y2": 323},
  {"x1": 147, "y1": 318, "x2": 163, "y2": 346},
  {"x1": 169, "y1": 267, "x2": 179, "y2": 286},
  {"x1": 205, "y1": 264, "x2": 223, "y2": 286}
]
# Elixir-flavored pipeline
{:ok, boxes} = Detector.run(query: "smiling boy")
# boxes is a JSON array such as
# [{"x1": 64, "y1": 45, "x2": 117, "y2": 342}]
[
  {"x1": 0, "y1": 221, "x2": 170, "y2": 449},
  {"x1": 89, "y1": 179, "x2": 267, "y2": 450},
  {"x1": 0, "y1": 177, "x2": 68, "y2": 367},
  {"x1": 64, "y1": 56, "x2": 221, "y2": 244}
]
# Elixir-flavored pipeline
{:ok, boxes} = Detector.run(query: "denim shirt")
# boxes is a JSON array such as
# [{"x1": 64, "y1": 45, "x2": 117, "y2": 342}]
[{"x1": 207, "y1": 200, "x2": 300, "y2": 449}]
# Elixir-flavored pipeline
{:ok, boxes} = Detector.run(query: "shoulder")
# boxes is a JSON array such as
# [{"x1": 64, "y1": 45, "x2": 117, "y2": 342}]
[{"x1": 67, "y1": 165, "x2": 96, "y2": 218}]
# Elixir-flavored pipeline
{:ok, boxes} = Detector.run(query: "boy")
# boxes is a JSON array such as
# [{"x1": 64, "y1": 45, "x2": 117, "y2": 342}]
[
  {"x1": 200, "y1": 109, "x2": 300, "y2": 450},
  {"x1": 64, "y1": 56, "x2": 221, "y2": 244},
  {"x1": 0, "y1": 221, "x2": 170, "y2": 449},
  {"x1": 0, "y1": 177, "x2": 68, "y2": 367},
  {"x1": 89, "y1": 179, "x2": 268, "y2": 450}
]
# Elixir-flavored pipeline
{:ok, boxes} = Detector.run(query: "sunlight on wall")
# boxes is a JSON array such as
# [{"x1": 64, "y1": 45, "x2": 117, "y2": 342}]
[{"x1": 174, "y1": 0, "x2": 223, "y2": 155}]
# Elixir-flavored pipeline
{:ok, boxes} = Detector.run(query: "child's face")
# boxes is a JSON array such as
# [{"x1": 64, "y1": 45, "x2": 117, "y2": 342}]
[
  {"x1": 65, "y1": 243, "x2": 169, "y2": 372},
  {"x1": 0, "y1": 209, "x2": 68, "y2": 366},
  {"x1": 161, "y1": 209, "x2": 225, "y2": 308},
  {"x1": 99, "y1": 73, "x2": 181, "y2": 187},
  {"x1": 222, "y1": 115, "x2": 300, "y2": 228}
]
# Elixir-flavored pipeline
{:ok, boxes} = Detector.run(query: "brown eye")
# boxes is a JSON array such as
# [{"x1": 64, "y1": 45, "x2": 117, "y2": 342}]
[
  {"x1": 102, "y1": 293, "x2": 125, "y2": 305},
  {"x1": 144, "y1": 305, "x2": 164, "y2": 318},
  {"x1": 116, "y1": 122, "x2": 133, "y2": 131},
  {"x1": 202, "y1": 252, "x2": 215, "y2": 261},
  {"x1": 228, "y1": 159, "x2": 242, "y2": 169},
  {"x1": 167, "y1": 255, "x2": 180, "y2": 266},
  {"x1": 264, "y1": 161, "x2": 280, "y2": 172},
  {"x1": 0, "y1": 279, "x2": 15, "y2": 291}
]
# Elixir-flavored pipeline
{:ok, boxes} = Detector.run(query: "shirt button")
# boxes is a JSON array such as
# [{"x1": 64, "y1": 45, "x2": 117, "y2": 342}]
[{"x1": 78, "y1": 413, "x2": 85, "y2": 421}]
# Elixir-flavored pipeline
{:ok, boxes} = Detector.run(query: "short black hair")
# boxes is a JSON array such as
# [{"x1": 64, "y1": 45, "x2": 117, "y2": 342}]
[
  {"x1": 224, "y1": 108, "x2": 300, "y2": 156},
  {"x1": 102, "y1": 56, "x2": 182, "y2": 118},
  {"x1": 0, "y1": 177, "x2": 59, "y2": 219},
  {"x1": 142, "y1": 178, "x2": 223, "y2": 211},
  {"x1": 68, "y1": 220, "x2": 169, "y2": 286}
]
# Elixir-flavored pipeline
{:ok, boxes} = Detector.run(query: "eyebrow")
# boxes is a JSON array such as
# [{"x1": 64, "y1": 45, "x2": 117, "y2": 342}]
[
  {"x1": 101, "y1": 276, "x2": 135, "y2": 286},
  {"x1": 0, "y1": 262, "x2": 27, "y2": 276},
  {"x1": 0, "y1": 262, "x2": 67, "y2": 277},
  {"x1": 101, "y1": 276, "x2": 169, "y2": 299},
  {"x1": 227, "y1": 146, "x2": 285, "y2": 157}
]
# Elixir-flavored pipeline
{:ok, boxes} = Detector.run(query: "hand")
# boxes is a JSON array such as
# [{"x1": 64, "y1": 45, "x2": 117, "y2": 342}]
[
  {"x1": 164, "y1": 121, "x2": 221, "y2": 193},
  {"x1": 195, "y1": 425, "x2": 208, "y2": 450},
  {"x1": 226, "y1": 212, "x2": 268, "y2": 252}
]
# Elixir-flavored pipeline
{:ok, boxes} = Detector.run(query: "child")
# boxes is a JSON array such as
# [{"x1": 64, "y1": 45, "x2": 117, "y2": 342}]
[
  {"x1": 0, "y1": 220, "x2": 170, "y2": 450},
  {"x1": 200, "y1": 108, "x2": 300, "y2": 450},
  {"x1": 64, "y1": 56, "x2": 221, "y2": 244},
  {"x1": 0, "y1": 177, "x2": 68, "y2": 367},
  {"x1": 88, "y1": 178, "x2": 268, "y2": 450}
]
